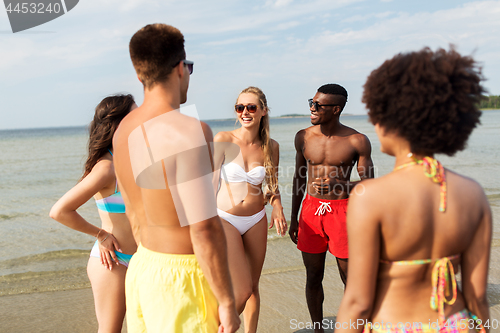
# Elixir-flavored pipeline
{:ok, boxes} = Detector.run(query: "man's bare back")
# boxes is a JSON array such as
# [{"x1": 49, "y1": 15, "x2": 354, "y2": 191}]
[{"x1": 113, "y1": 105, "x2": 210, "y2": 254}]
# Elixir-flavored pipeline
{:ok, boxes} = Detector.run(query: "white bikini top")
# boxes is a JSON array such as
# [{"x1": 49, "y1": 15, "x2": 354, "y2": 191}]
[{"x1": 221, "y1": 162, "x2": 266, "y2": 186}]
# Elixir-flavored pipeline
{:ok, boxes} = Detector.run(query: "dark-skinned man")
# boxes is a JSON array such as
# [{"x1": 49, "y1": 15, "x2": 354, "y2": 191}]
[{"x1": 289, "y1": 84, "x2": 374, "y2": 333}]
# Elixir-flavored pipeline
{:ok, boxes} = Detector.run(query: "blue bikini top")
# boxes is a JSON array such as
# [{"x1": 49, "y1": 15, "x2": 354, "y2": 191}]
[{"x1": 95, "y1": 149, "x2": 126, "y2": 214}]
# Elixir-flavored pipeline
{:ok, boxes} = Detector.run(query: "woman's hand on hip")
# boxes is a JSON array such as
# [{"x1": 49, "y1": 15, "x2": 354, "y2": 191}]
[{"x1": 97, "y1": 231, "x2": 121, "y2": 270}]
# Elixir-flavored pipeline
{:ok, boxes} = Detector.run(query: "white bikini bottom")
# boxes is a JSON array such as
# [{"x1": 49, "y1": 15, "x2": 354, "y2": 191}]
[{"x1": 217, "y1": 208, "x2": 266, "y2": 235}]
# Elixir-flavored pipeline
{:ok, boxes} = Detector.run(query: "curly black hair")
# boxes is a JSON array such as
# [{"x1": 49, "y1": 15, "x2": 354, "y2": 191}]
[
  {"x1": 363, "y1": 47, "x2": 485, "y2": 156},
  {"x1": 318, "y1": 83, "x2": 348, "y2": 110}
]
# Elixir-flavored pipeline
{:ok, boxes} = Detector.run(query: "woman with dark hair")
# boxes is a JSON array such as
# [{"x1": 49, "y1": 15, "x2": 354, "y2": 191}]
[
  {"x1": 50, "y1": 94, "x2": 137, "y2": 333},
  {"x1": 214, "y1": 86, "x2": 287, "y2": 333},
  {"x1": 336, "y1": 47, "x2": 491, "y2": 333}
]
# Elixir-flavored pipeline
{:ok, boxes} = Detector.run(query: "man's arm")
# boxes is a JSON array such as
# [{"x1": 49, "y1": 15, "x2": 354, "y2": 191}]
[
  {"x1": 354, "y1": 133, "x2": 374, "y2": 181},
  {"x1": 342, "y1": 133, "x2": 374, "y2": 194},
  {"x1": 190, "y1": 217, "x2": 239, "y2": 332},
  {"x1": 289, "y1": 130, "x2": 307, "y2": 244},
  {"x1": 192, "y1": 122, "x2": 240, "y2": 332}
]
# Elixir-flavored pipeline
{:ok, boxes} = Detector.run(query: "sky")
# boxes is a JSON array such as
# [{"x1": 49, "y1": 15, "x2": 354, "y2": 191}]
[{"x1": 1, "y1": 0, "x2": 500, "y2": 130}]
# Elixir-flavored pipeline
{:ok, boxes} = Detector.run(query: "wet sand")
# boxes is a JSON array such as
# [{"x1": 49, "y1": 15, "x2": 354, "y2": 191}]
[
  {"x1": 2, "y1": 204, "x2": 500, "y2": 332},
  {"x1": 1, "y1": 238, "x2": 500, "y2": 332},
  {"x1": 0, "y1": 236, "x2": 341, "y2": 333}
]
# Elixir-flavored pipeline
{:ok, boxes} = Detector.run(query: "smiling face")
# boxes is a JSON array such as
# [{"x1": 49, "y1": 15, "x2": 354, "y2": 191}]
[
  {"x1": 309, "y1": 92, "x2": 339, "y2": 125},
  {"x1": 236, "y1": 92, "x2": 267, "y2": 128}
]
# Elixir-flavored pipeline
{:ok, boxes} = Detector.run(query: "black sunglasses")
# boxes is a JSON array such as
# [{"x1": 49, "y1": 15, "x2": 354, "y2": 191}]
[
  {"x1": 173, "y1": 59, "x2": 194, "y2": 74},
  {"x1": 183, "y1": 60, "x2": 194, "y2": 75},
  {"x1": 235, "y1": 104, "x2": 258, "y2": 113},
  {"x1": 308, "y1": 99, "x2": 338, "y2": 111}
]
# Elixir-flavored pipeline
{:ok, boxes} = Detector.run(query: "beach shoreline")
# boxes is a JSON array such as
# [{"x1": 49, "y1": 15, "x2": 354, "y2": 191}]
[
  {"x1": 2, "y1": 232, "x2": 500, "y2": 333},
  {"x1": 2, "y1": 114, "x2": 500, "y2": 332}
]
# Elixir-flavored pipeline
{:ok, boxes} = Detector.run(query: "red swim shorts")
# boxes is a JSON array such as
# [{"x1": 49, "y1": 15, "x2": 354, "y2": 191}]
[{"x1": 297, "y1": 194, "x2": 348, "y2": 258}]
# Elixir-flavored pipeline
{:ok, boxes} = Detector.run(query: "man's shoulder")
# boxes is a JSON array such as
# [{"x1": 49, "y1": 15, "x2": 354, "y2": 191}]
[
  {"x1": 115, "y1": 109, "x2": 210, "y2": 155},
  {"x1": 338, "y1": 124, "x2": 369, "y2": 143},
  {"x1": 294, "y1": 128, "x2": 307, "y2": 145},
  {"x1": 302, "y1": 125, "x2": 318, "y2": 133},
  {"x1": 113, "y1": 112, "x2": 137, "y2": 149},
  {"x1": 347, "y1": 131, "x2": 370, "y2": 146},
  {"x1": 337, "y1": 123, "x2": 360, "y2": 135},
  {"x1": 296, "y1": 125, "x2": 317, "y2": 138},
  {"x1": 345, "y1": 130, "x2": 371, "y2": 155},
  {"x1": 296, "y1": 126, "x2": 324, "y2": 147}
]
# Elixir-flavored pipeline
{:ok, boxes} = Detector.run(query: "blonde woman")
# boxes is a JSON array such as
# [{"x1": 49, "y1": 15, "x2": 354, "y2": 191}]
[
  {"x1": 50, "y1": 94, "x2": 138, "y2": 333},
  {"x1": 214, "y1": 87, "x2": 287, "y2": 332}
]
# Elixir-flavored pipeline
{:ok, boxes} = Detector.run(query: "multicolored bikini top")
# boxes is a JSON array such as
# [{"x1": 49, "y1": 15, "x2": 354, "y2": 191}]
[
  {"x1": 382, "y1": 156, "x2": 485, "y2": 331},
  {"x1": 394, "y1": 155, "x2": 447, "y2": 212},
  {"x1": 381, "y1": 254, "x2": 460, "y2": 327},
  {"x1": 95, "y1": 183, "x2": 125, "y2": 214},
  {"x1": 95, "y1": 150, "x2": 126, "y2": 214}
]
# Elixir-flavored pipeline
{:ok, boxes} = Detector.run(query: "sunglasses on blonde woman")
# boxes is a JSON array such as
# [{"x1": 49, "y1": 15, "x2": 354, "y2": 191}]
[{"x1": 235, "y1": 104, "x2": 258, "y2": 113}]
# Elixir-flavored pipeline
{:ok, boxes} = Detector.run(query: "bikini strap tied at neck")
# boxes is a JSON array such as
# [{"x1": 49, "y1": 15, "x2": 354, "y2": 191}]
[
  {"x1": 393, "y1": 155, "x2": 447, "y2": 212},
  {"x1": 420, "y1": 157, "x2": 447, "y2": 212}
]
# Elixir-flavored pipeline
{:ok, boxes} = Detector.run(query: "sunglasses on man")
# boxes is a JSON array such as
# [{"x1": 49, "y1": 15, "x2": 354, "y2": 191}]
[
  {"x1": 234, "y1": 104, "x2": 258, "y2": 113},
  {"x1": 308, "y1": 99, "x2": 338, "y2": 111},
  {"x1": 173, "y1": 59, "x2": 194, "y2": 74},
  {"x1": 183, "y1": 60, "x2": 194, "y2": 75}
]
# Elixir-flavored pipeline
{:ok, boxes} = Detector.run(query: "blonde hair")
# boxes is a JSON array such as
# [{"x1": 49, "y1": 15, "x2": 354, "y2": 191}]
[{"x1": 238, "y1": 87, "x2": 278, "y2": 203}]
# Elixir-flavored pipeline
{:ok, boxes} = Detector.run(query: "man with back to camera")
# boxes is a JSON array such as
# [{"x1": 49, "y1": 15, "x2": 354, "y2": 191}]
[
  {"x1": 113, "y1": 24, "x2": 239, "y2": 332},
  {"x1": 289, "y1": 84, "x2": 374, "y2": 333}
]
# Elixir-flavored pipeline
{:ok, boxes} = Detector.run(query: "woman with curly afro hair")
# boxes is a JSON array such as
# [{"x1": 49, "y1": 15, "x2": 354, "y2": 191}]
[{"x1": 336, "y1": 47, "x2": 491, "y2": 332}]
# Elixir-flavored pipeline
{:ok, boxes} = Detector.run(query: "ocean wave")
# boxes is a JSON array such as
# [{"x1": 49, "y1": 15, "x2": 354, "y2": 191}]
[
  {"x1": 0, "y1": 249, "x2": 89, "y2": 277},
  {"x1": 0, "y1": 267, "x2": 90, "y2": 296},
  {"x1": 0, "y1": 211, "x2": 41, "y2": 221},
  {"x1": 0, "y1": 213, "x2": 28, "y2": 221},
  {"x1": 487, "y1": 193, "x2": 500, "y2": 201}
]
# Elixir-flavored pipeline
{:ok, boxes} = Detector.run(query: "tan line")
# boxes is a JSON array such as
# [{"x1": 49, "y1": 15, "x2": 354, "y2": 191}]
[
  {"x1": 160, "y1": 159, "x2": 169, "y2": 188},
  {"x1": 140, "y1": 124, "x2": 155, "y2": 164}
]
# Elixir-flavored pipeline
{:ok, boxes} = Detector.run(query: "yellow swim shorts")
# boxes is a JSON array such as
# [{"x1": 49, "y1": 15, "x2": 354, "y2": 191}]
[{"x1": 125, "y1": 244, "x2": 218, "y2": 333}]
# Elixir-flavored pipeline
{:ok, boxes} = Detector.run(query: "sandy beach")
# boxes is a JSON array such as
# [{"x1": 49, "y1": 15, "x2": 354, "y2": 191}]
[{"x1": 2, "y1": 208, "x2": 500, "y2": 333}]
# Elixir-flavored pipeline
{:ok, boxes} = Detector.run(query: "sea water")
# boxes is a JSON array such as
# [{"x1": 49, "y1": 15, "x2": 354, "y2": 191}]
[{"x1": 1, "y1": 111, "x2": 499, "y2": 279}]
